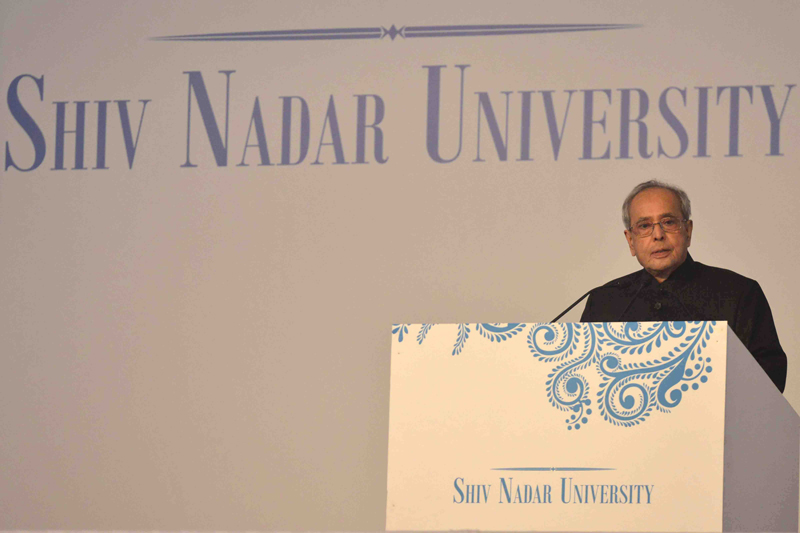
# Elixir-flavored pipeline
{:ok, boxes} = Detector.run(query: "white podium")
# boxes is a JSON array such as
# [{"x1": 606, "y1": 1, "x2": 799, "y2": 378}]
[{"x1": 386, "y1": 322, "x2": 798, "y2": 532}]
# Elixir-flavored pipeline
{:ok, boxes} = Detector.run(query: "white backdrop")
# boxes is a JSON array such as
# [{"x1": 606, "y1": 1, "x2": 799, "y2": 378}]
[{"x1": 1, "y1": 1, "x2": 798, "y2": 529}]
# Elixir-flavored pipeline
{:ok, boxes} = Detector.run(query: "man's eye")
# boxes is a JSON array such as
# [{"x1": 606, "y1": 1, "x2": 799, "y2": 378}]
[
  {"x1": 636, "y1": 222, "x2": 653, "y2": 231},
  {"x1": 661, "y1": 218, "x2": 679, "y2": 229}
]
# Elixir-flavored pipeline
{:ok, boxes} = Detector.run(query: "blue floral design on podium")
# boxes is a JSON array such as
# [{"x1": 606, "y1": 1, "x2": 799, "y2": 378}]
[{"x1": 398, "y1": 321, "x2": 715, "y2": 430}]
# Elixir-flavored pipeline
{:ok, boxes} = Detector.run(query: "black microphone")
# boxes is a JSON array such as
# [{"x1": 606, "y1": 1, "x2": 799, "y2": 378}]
[
  {"x1": 550, "y1": 277, "x2": 641, "y2": 323},
  {"x1": 550, "y1": 288, "x2": 597, "y2": 323}
]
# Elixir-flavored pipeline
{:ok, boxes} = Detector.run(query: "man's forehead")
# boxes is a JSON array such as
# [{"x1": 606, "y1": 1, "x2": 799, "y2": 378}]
[{"x1": 630, "y1": 187, "x2": 682, "y2": 216}]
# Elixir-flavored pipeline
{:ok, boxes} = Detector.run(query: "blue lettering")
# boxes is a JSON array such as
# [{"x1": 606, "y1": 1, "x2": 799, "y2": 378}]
[
  {"x1": 116, "y1": 100, "x2": 149, "y2": 169},
  {"x1": 580, "y1": 89, "x2": 612, "y2": 159},
  {"x1": 453, "y1": 477, "x2": 464, "y2": 503},
  {"x1": 618, "y1": 88, "x2": 652, "y2": 159},
  {"x1": 560, "y1": 477, "x2": 572, "y2": 503},
  {"x1": 542, "y1": 89, "x2": 574, "y2": 161},
  {"x1": 695, "y1": 86, "x2": 711, "y2": 157},
  {"x1": 717, "y1": 85, "x2": 754, "y2": 157},
  {"x1": 5, "y1": 74, "x2": 46, "y2": 172},
  {"x1": 759, "y1": 84, "x2": 795, "y2": 156},
  {"x1": 474, "y1": 91, "x2": 511, "y2": 162},
  {"x1": 182, "y1": 70, "x2": 234, "y2": 167},
  {"x1": 518, "y1": 91, "x2": 534, "y2": 161},
  {"x1": 313, "y1": 95, "x2": 347, "y2": 165},
  {"x1": 657, "y1": 87, "x2": 689, "y2": 158},
  {"x1": 465, "y1": 483, "x2": 477, "y2": 503},
  {"x1": 499, "y1": 477, "x2": 513, "y2": 503},
  {"x1": 52, "y1": 100, "x2": 87, "y2": 170},
  {"x1": 280, "y1": 95, "x2": 310, "y2": 165},
  {"x1": 354, "y1": 94, "x2": 387, "y2": 164},
  {"x1": 94, "y1": 100, "x2": 109, "y2": 169},
  {"x1": 424, "y1": 64, "x2": 468, "y2": 163},
  {"x1": 239, "y1": 97, "x2": 272, "y2": 166}
]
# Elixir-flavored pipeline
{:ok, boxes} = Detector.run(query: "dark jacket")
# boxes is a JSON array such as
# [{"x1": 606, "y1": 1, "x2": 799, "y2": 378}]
[{"x1": 580, "y1": 254, "x2": 787, "y2": 392}]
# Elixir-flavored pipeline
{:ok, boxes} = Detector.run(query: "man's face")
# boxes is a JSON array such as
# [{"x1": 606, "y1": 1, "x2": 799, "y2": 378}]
[{"x1": 624, "y1": 187, "x2": 693, "y2": 282}]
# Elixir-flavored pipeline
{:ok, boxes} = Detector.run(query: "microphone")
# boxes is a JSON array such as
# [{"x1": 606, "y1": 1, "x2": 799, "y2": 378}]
[
  {"x1": 550, "y1": 287, "x2": 598, "y2": 323},
  {"x1": 550, "y1": 277, "x2": 641, "y2": 323},
  {"x1": 550, "y1": 280, "x2": 628, "y2": 324}
]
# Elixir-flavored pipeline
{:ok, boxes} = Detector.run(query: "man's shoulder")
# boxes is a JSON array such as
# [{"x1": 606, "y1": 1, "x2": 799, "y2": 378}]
[{"x1": 691, "y1": 260, "x2": 759, "y2": 290}]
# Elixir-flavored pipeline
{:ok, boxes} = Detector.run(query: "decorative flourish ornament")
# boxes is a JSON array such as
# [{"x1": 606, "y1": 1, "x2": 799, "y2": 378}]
[{"x1": 397, "y1": 321, "x2": 715, "y2": 429}]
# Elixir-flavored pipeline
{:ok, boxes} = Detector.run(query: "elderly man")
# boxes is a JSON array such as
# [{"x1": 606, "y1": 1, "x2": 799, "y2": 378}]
[{"x1": 580, "y1": 180, "x2": 787, "y2": 392}]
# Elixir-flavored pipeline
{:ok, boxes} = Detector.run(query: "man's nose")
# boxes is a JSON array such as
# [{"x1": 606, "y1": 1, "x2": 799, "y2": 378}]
[{"x1": 652, "y1": 222, "x2": 665, "y2": 239}]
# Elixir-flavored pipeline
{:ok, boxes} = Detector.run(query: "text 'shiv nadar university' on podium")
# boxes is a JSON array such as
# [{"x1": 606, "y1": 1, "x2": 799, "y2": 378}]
[{"x1": 386, "y1": 321, "x2": 799, "y2": 532}]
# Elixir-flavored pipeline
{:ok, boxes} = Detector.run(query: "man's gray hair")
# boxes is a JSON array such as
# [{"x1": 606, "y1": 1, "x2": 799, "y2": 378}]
[{"x1": 622, "y1": 180, "x2": 692, "y2": 229}]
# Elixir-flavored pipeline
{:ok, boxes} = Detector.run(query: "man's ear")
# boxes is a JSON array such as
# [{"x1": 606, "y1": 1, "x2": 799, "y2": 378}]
[
  {"x1": 686, "y1": 220, "x2": 693, "y2": 247},
  {"x1": 624, "y1": 230, "x2": 636, "y2": 256}
]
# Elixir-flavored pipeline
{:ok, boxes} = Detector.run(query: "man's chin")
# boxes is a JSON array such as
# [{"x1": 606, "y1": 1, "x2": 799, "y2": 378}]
[{"x1": 644, "y1": 257, "x2": 682, "y2": 280}]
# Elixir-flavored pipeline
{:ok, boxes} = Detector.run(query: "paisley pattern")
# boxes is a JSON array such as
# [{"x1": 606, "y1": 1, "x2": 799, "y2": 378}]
[
  {"x1": 395, "y1": 321, "x2": 715, "y2": 429},
  {"x1": 594, "y1": 322, "x2": 715, "y2": 427}
]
